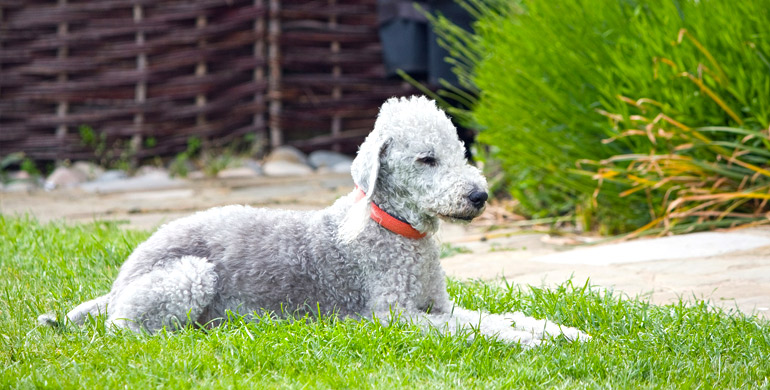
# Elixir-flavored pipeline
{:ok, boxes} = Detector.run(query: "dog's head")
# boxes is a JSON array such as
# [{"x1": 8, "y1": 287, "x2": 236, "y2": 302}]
[{"x1": 341, "y1": 96, "x2": 488, "y2": 242}]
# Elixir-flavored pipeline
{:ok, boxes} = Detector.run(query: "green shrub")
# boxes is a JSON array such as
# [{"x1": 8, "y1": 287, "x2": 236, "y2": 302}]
[{"x1": 432, "y1": 0, "x2": 770, "y2": 233}]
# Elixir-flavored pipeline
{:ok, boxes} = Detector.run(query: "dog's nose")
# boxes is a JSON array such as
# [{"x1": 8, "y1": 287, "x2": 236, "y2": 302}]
[{"x1": 468, "y1": 190, "x2": 488, "y2": 209}]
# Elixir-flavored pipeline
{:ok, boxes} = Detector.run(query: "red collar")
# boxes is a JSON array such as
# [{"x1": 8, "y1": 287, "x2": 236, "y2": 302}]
[{"x1": 353, "y1": 187, "x2": 427, "y2": 240}]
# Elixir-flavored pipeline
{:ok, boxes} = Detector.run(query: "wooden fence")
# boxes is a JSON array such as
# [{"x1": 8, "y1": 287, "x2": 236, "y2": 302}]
[{"x1": 0, "y1": 0, "x2": 418, "y2": 162}]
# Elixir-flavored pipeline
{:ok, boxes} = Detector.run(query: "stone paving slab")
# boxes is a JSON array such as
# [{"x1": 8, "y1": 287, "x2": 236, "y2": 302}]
[
  {"x1": 439, "y1": 224, "x2": 770, "y2": 319},
  {"x1": 530, "y1": 231, "x2": 770, "y2": 265}
]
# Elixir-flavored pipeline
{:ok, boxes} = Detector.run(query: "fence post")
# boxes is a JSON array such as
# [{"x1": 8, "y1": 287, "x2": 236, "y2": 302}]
[
  {"x1": 133, "y1": 3, "x2": 146, "y2": 163},
  {"x1": 253, "y1": 0, "x2": 266, "y2": 143},
  {"x1": 329, "y1": 0, "x2": 342, "y2": 152},
  {"x1": 56, "y1": 0, "x2": 69, "y2": 146},
  {"x1": 196, "y1": 12, "x2": 209, "y2": 151},
  {"x1": 268, "y1": 0, "x2": 282, "y2": 148}
]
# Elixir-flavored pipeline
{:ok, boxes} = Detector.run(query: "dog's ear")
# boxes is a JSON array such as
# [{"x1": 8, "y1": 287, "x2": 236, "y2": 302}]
[
  {"x1": 361, "y1": 137, "x2": 389, "y2": 198},
  {"x1": 339, "y1": 137, "x2": 390, "y2": 243},
  {"x1": 350, "y1": 135, "x2": 389, "y2": 195}
]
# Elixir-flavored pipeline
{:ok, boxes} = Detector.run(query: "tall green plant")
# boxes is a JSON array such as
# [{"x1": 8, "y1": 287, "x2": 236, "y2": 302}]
[
  {"x1": 579, "y1": 30, "x2": 770, "y2": 236},
  {"x1": 431, "y1": 0, "x2": 770, "y2": 233}
]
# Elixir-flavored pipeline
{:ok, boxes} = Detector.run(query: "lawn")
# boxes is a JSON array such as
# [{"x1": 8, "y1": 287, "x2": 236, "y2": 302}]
[{"x1": 1, "y1": 215, "x2": 769, "y2": 388}]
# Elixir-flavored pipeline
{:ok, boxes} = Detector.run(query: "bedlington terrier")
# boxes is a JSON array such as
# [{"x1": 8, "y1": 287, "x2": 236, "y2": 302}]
[{"x1": 40, "y1": 96, "x2": 589, "y2": 347}]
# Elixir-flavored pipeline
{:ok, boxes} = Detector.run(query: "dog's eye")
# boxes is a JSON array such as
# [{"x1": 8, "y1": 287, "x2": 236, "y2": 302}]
[{"x1": 417, "y1": 156, "x2": 438, "y2": 166}]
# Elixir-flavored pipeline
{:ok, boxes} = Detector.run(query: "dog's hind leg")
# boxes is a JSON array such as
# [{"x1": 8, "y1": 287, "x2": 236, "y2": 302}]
[
  {"x1": 106, "y1": 256, "x2": 218, "y2": 333},
  {"x1": 38, "y1": 294, "x2": 110, "y2": 327}
]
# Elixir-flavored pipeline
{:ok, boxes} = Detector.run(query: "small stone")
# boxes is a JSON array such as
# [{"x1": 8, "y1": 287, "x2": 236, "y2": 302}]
[
  {"x1": 9, "y1": 170, "x2": 31, "y2": 180},
  {"x1": 135, "y1": 165, "x2": 168, "y2": 177},
  {"x1": 71, "y1": 161, "x2": 104, "y2": 180},
  {"x1": 242, "y1": 159, "x2": 263, "y2": 175},
  {"x1": 330, "y1": 160, "x2": 352, "y2": 174},
  {"x1": 45, "y1": 166, "x2": 87, "y2": 191},
  {"x1": 2, "y1": 181, "x2": 37, "y2": 193},
  {"x1": 316, "y1": 160, "x2": 352, "y2": 174},
  {"x1": 308, "y1": 150, "x2": 353, "y2": 170},
  {"x1": 263, "y1": 160, "x2": 314, "y2": 176},
  {"x1": 264, "y1": 146, "x2": 309, "y2": 165},
  {"x1": 96, "y1": 170, "x2": 128, "y2": 183}
]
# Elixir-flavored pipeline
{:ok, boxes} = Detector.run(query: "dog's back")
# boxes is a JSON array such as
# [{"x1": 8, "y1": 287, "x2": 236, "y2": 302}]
[{"x1": 113, "y1": 200, "x2": 372, "y2": 320}]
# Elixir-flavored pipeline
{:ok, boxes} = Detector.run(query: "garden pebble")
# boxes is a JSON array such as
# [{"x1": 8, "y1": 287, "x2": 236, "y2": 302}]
[
  {"x1": 2, "y1": 180, "x2": 37, "y2": 193},
  {"x1": 96, "y1": 170, "x2": 128, "y2": 183},
  {"x1": 265, "y1": 146, "x2": 309, "y2": 165},
  {"x1": 242, "y1": 159, "x2": 263, "y2": 174},
  {"x1": 9, "y1": 170, "x2": 31, "y2": 180},
  {"x1": 44, "y1": 166, "x2": 87, "y2": 191},
  {"x1": 263, "y1": 146, "x2": 313, "y2": 176},
  {"x1": 71, "y1": 161, "x2": 104, "y2": 180},
  {"x1": 308, "y1": 150, "x2": 353, "y2": 169},
  {"x1": 135, "y1": 166, "x2": 169, "y2": 177},
  {"x1": 309, "y1": 150, "x2": 353, "y2": 174},
  {"x1": 263, "y1": 160, "x2": 314, "y2": 176}
]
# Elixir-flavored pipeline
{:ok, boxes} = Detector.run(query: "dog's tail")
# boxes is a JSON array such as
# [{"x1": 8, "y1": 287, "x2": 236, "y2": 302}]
[{"x1": 38, "y1": 294, "x2": 111, "y2": 327}]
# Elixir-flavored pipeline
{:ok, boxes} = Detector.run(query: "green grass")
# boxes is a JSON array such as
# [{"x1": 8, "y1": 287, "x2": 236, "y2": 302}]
[{"x1": 2, "y1": 215, "x2": 769, "y2": 388}]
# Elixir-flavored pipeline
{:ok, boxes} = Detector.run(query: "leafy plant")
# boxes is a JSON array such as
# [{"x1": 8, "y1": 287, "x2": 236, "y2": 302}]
[
  {"x1": 579, "y1": 30, "x2": 770, "y2": 236},
  {"x1": 430, "y1": 0, "x2": 770, "y2": 233},
  {"x1": 168, "y1": 134, "x2": 264, "y2": 178},
  {"x1": 168, "y1": 137, "x2": 202, "y2": 178},
  {"x1": 0, "y1": 152, "x2": 25, "y2": 184},
  {"x1": 79, "y1": 125, "x2": 137, "y2": 171},
  {"x1": 20, "y1": 158, "x2": 40, "y2": 178}
]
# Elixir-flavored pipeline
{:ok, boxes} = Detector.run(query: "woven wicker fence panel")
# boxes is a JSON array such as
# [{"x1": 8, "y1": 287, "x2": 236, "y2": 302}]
[
  {"x1": 269, "y1": 0, "x2": 417, "y2": 154},
  {"x1": 1, "y1": 0, "x2": 268, "y2": 161},
  {"x1": 0, "y1": 0, "x2": 419, "y2": 161}
]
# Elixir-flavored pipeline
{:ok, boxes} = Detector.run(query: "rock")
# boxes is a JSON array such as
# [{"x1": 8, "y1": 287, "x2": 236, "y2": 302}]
[
  {"x1": 242, "y1": 159, "x2": 263, "y2": 175},
  {"x1": 264, "y1": 146, "x2": 309, "y2": 166},
  {"x1": 1, "y1": 181, "x2": 37, "y2": 193},
  {"x1": 317, "y1": 160, "x2": 352, "y2": 174},
  {"x1": 44, "y1": 166, "x2": 87, "y2": 191},
  {"x1": 96, "y1": 170, "x2": 128, "y2": 183},
  {"x1": 308, "y1": 150, "x2": 353, "y2": 170},
  {"x1": 263, "y1": 160, "x2": 314, "y2": 176},
  {"x1": 262, "y1": 146, "x2": 313, "y2": 176},
  {"x1": 71, "y1": 161, "x2": 104, "y2": 180},
  {"x1": 9, "y1": 170, "x2": 31, "y2": 181},
  {"x1": 217, "y1": 166, "x2": 260, "y2": 179},
  {"x1": 135, "y1": 165, "x2": 168, "y2": 177}
]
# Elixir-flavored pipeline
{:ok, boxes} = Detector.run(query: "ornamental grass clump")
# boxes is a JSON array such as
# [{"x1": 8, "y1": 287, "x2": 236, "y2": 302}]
[
  {"x1": 580, "y1": 33, "x2": 770, "y2": 236},
  {"x1": 430, "y1": 0, "x2": 770, "y2": 234}
]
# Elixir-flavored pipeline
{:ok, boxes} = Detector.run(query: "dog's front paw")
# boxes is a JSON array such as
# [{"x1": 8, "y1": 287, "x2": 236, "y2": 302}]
[
  {"x1": 503, "y1": 312, "x2": 591, "y2": 343},
  {"x1": 38, "y1": 313, "x2": 58, "y2": 327},
  {"x1": 494, "y1": 328, "x2": 544, "y2": 349},
  {"x1": 558, "y1": 325, "x2": 592, "y2": 342}
]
